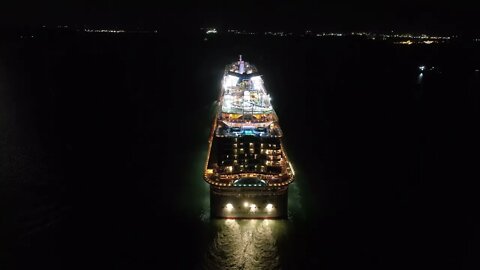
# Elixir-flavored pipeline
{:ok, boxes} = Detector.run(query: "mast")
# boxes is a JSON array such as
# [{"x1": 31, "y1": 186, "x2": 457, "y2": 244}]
[{"x1": 238, "y1": 55, "x2": 245, "y2": 74}]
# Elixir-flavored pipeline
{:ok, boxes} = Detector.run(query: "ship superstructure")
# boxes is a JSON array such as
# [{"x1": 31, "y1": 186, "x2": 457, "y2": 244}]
[{"x1": 204, "y1": 56, "x2": 294, "y2": 218}]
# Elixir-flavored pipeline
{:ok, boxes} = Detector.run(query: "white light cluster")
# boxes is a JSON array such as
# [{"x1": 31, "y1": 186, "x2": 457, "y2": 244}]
[
  {"x1": 223, "y1": 75, "x2": 239, "y2": 89},
  {"x1": 222, "y1": 95, "x2": 233, "y2": 111},
  {"x1": 206, "y1": 28, "x2": 218, "y2": 34},
  {"x1": 250, "y1": 76, "x2": 263, "y2": 90},
  {"x1": 225, "y1": 203, "x2": 234, "y2": 212}
]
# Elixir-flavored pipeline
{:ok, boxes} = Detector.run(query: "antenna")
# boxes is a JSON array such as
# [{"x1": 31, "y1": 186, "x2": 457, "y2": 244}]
[{"x1": 239, "y1": 55, "x2": 245, "y2": 74}]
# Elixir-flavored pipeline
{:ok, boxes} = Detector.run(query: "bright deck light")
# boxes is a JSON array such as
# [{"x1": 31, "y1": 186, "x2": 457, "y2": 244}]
[
  {"x1": 289, "y1": 162, "x2": 295, "y2": 176},
  {"x1": 224, "y1": 75, "x2": 239, "y2": 88},
  {"x1": 251, "y1": 76, "x2": 263, "y2": 90},
  {"x1": 249, "y1": 204, "x2": 257, "y2": 212},
  {"x1": 225, "y1": 203, "x2": 234, "y2": 211},
  {"x1": 243, "y1": 202, "x2": 249, "y2": 208},
  {"x1": 266, "y1": 203, "x2": 274, "y2": 212}
]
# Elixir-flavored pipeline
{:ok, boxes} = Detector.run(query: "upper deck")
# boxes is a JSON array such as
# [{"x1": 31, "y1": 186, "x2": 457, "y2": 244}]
[{"x1": 218, "y1": 56, "x2": 281, "y2": 138}]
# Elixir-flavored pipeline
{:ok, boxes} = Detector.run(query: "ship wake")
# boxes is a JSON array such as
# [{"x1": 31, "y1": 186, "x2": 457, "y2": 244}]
[{"x1": 204, "y1": 219, "x2": 280, "y2": 270}]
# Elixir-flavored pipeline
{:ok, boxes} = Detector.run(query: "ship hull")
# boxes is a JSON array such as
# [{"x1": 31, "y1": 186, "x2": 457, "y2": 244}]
[{"x1": 210, "y1": 186, "x2": 288, "y2": 219}]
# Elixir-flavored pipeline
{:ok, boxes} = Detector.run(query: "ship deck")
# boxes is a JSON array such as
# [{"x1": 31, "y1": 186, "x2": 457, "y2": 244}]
[
  {"x1": 203, "y1": 108, "x2": 294, "y2": 188},
  {"x1": 203, "y1": 57, "x2": 294, "y2": 192}
]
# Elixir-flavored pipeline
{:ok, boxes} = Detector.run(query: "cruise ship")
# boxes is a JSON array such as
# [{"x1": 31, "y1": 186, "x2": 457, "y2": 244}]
[{"x1": 204, "y1": 56, "x2": 295, "y2": 219}]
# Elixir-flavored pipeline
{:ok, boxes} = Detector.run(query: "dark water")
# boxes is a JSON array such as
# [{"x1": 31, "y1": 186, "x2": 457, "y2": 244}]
[{"x1": 1, "y1": 30, "x2": 478, "y2": 269}]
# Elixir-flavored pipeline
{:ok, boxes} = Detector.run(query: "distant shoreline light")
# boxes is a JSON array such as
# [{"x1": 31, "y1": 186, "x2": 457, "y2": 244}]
[
  {"x1": 201, "y1": 27, "x2": 456, "y2": 42},
  {"x1": 206, "y1": 28, "x2": 218, "y2": 34},
  {"x1": 84, "y1": 29, "x2": 126, "y2": 33}
]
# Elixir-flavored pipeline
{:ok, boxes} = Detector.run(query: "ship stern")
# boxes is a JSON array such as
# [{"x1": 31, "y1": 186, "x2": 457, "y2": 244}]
[{"x1": 210, "y1": 186, "x2": 288, "y2": 219}]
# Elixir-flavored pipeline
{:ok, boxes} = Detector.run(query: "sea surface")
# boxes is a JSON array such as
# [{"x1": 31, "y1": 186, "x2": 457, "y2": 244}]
[{"x1": 0, "y1": 30, "x2": 478, "y2": 269}]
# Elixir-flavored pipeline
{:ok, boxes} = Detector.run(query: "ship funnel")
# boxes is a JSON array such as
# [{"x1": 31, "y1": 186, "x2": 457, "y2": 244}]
[{"x1": 239, "y1": 55, "x2": 245, "y2": 74}]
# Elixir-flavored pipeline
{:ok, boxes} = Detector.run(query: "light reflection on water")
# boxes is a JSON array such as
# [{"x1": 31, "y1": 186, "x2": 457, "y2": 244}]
[{"x1": 203, "y1": 219, "x2": 285, "y2": 270}]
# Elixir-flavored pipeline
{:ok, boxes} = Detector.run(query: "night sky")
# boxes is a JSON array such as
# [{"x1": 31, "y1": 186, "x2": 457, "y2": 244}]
[{"x1": 1, "y1": 1, "x2": 479, "y2": 35}]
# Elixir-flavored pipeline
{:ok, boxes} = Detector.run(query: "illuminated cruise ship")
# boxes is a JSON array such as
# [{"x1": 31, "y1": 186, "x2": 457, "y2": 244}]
[{"x1": 204, "y1": 56, "x2": 295, "y2": 218}]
